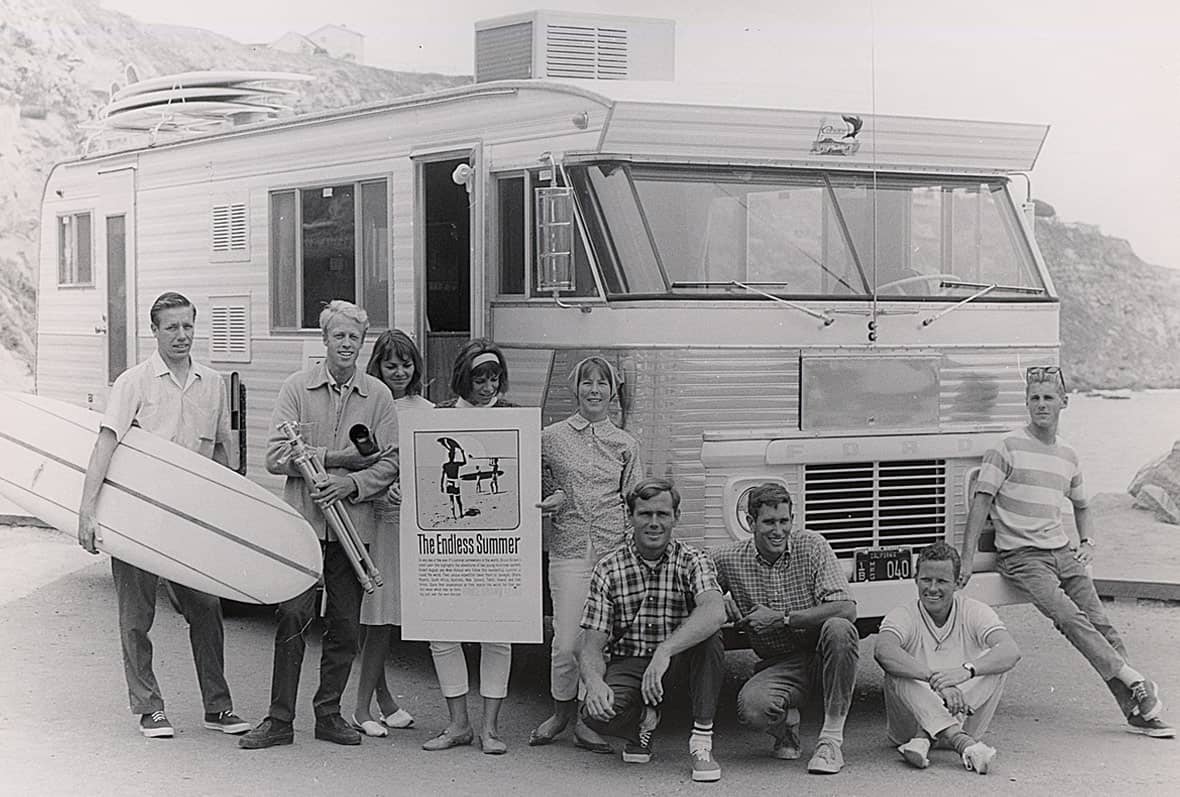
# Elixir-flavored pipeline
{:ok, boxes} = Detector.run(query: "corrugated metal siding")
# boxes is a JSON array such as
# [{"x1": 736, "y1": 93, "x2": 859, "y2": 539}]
[
  {"x1": 475, "y1": 22, "x2": 534, "y2": 82},
  {"x1": 940, "y1": 349, "x2": 1054, "y2": 428},
  {"x1": 621, "y1": 348, "x2": 799, "y2": 530},
  {"x1": 601, "y1": 103, "x2": 1048, "y2": 173}
]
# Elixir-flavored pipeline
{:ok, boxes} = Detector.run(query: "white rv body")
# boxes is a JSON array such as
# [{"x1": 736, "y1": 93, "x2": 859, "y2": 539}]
[{"x1": 37, "y1": 79, "x2": 1053, "y2": 623}]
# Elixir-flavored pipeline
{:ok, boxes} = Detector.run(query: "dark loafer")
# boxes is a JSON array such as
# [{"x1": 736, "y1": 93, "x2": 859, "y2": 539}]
[
  {"x1": 422, "y1": 727, "x2": 475, "y2": 751},
  {"x1": 314, "y1": 714, "x2": 362, "y2": 745}
]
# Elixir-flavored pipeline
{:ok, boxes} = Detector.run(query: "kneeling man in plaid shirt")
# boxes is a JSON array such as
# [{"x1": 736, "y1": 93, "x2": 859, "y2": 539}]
[{"x1": 576, "y1": 478, "x2": 726, "y2": 782}]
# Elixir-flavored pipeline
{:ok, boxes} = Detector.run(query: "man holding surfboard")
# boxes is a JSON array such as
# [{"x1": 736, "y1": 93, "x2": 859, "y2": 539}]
[
  {"x1": 78, "y1": 292, "x2": 251, "y2": 739},
  {"x1": 241, "y1": 300, "x2": 400, "y2": 749}
]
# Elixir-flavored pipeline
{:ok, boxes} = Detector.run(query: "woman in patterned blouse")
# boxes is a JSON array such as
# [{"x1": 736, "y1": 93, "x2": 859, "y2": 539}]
[{"x1": 528, "y1": 355, "x2": 643, "y2": 752}]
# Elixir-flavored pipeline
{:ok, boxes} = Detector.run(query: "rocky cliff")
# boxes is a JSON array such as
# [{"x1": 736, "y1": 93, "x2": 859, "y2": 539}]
[
  {"x1": 1034, "y1": 214, "x2": 1180, "y2": 390},
  {"x1": 1, "y1": 0, "x2": 1178, "y2": 392}
]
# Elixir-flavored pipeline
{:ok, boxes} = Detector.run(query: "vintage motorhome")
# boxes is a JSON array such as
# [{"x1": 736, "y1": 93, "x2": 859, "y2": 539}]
[{"x1": 37, "y1": 13, "x2": 1056, "y2": 627}]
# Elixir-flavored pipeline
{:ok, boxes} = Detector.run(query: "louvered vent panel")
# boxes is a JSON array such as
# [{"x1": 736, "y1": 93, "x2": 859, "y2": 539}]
[
  {"x1": 209, "y1": 296, "x2": 250, "y2": 363},
  {"x1": 211, "y1": 203, "x2": 248, "y2": 253},
  {"x1": 475, "y1": 21, "x2": 534, "y2": 81},
  {"x1": 804, "y1": 460, "x2": 946, "y2": 558},
  {"x1": 545, "y1": 24, "x2": 628, "y2": 80}
]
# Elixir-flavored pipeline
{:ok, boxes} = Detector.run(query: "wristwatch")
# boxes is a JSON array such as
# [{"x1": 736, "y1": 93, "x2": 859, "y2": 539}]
[
  {"x1": 1080, "y1": 538, "x2": 1096, "y2": 548},
  {"x1": 962, "y1": 662, "x2": 977, "y2": 678}
]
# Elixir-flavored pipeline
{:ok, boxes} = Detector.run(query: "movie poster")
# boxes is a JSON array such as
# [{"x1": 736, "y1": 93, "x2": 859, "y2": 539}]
[{"x1": 397, "y1": 408, "x2": 542, "y2": 643}]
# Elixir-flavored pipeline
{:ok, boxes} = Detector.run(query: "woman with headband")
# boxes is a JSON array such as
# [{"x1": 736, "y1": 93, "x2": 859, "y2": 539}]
[
  {"x1": 529, "y1": 355, "x2": 643, "y2": 753},
  {"x1": 424, "y1": 339, "x2": 516, "y2": 755}
]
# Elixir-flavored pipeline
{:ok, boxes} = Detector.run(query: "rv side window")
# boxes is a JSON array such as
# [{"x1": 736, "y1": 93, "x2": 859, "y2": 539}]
[
  {"x1": 269, "y1": 179, "x2": 390, "y2": 330},
  {"x1": 58, "y1": 212, "x2": 93, "y2": 286}
]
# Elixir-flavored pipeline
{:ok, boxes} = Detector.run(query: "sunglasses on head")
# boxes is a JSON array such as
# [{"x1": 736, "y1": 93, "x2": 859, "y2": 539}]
[{"x1": 1026, "y1": 366, "x2": 1067, "y2": 392}]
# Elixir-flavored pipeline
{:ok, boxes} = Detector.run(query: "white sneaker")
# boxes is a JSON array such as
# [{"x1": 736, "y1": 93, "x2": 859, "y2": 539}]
[
  {"x1": 381, "y1": 708, "x2": 415, "y2": 729},
  {"x1": 897, "y1": 736, "x2": 931, "y2": 769},
  {"x1": 962, "y1": 741, "x2": 996, "y2": 774}
]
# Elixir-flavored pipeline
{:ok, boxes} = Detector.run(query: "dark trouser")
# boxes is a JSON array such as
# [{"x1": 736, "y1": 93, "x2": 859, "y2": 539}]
[
  {"x1": 267, "y1": 542, "x2": 364, "y2": 723},
  {"x1": 111, "y1": 557, "x2": 232, "y2": 716},
  {"x1": 736, "y1": 617, "x2": 859, "y2": 733},
  {"x1": 582, "y1": 632, "x2": 725, "y2": 741}
]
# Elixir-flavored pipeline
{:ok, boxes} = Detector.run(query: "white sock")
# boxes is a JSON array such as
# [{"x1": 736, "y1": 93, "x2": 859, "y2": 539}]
[
  {"x1": 690, "y1": 721, "x2": 713, "y2": 753},
  {"x1": 1116, "y1": 665, "x2": 1145, "y2": 687},
  {"x1": 819, "y1": 714, "x2": 846, "y2": 746}
]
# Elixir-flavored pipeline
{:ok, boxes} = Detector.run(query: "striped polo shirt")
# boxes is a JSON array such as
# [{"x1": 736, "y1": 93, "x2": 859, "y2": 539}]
[{"x1": 974, "y1": 426, "x2": 1087, "y2": 550}]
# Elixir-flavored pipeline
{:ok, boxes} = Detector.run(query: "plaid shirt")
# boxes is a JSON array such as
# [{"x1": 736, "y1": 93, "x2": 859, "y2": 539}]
[
  {"x1": 710, "y1": 532, "x2": 853, "y2": 659},
  {"x1": 580, "y1": 537, "x2": 721, "y2": 658}
]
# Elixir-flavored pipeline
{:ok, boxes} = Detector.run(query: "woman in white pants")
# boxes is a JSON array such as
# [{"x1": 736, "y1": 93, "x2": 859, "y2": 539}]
[
  {"x1": 529, "y1": 355, "x2": 642, "y2": 752},
  {"x1": 425, "y1": 339, "x2": 517, "y2": 755}
]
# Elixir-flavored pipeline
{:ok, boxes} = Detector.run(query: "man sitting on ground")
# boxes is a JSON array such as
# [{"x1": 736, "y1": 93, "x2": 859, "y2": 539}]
[{"x1": 875, "y1": 542, "x2": 1022, "y2": 775}]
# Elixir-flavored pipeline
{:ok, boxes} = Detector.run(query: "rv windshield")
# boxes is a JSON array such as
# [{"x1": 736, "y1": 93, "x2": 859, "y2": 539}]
[{"x1": 568, "y1": 163, "x2": 1045, "y2": 299}]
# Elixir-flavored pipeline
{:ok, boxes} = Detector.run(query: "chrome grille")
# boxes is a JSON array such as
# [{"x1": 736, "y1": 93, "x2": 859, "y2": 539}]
[{"x1": 804, "y1": 460, "x2": 947, "y2": 558}]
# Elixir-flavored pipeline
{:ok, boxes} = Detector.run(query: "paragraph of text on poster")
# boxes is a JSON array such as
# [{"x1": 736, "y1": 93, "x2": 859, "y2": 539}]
[{"x1": 417, "y1": 533, "x2": 522, "y2": 597}]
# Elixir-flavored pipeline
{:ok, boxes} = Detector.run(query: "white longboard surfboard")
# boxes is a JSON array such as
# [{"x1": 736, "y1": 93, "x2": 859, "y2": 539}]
[
  {"x1": 0, "y1": 393, "x2": 321, "y2": 604},
  {"x1": 103, "y1": 86, "x2": 295, "y2": 117},
  {"x1": 113, "y1": 71, "x2": 313, "y2": 101}
]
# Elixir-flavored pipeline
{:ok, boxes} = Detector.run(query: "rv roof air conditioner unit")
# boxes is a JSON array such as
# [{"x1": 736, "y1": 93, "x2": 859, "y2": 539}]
[{"x1": 474, "y1": 10, "x2": 675, "y2": 83}]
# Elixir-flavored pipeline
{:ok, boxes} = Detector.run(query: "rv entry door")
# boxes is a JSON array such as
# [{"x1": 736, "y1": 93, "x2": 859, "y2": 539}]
[
  {"x1": 418, "y1": 155, "x2": 476, "y2": 402},
  {"x1": 97, "y1": 164, "x2": 136, "y2": 387}
]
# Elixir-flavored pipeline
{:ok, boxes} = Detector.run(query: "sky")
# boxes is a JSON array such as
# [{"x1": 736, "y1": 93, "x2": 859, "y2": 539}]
[{"x1": 99, "y1": 0, "x2": 1180, "y2": 269}]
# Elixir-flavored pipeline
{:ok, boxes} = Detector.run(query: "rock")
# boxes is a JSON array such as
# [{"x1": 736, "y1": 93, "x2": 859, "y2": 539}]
[
  {"x1": 1128, "y1": 441, "x2": 1180, "y2": 524},
  {"x1": 1133, "y1": 484, "x2": 1180, "y2": 525}
]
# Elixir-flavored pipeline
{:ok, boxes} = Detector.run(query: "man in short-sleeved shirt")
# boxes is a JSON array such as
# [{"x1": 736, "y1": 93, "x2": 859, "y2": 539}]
[
  {"x1": 710, "y1": 483, "x2": 858, "y2": 775},
  {"x1": 875, "y1": 543, "x2": 1021, "y2": 775},
  {"x1": 577, "y1": 478, "x2": 726, "y2": 783},
  {"x1": 78, "y1": 292, "x2": 249, "y2": 739},
  {"x1": 960, "y1": 370, "x2": 1173, "y2": 738}
]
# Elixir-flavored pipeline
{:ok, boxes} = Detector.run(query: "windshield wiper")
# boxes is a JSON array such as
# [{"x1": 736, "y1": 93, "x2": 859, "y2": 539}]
[
  {"x1": 726, "y1": 280, "x2": 834, "y2": 326},
  {"x1": 671, "y1": 281, "x2": 790, "y2": 289},
  {"x1": 920, "y1": 284, "x2": 999, "y2": 328},
  {"x1": 939, "y1": 279, "x2": 1045, "y2": 295}
]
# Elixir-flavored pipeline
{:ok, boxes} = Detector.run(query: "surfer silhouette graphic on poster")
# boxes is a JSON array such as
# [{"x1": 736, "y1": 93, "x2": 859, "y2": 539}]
[{"x1": 418, "y1": 430, "x2": 519, "y2": 530}]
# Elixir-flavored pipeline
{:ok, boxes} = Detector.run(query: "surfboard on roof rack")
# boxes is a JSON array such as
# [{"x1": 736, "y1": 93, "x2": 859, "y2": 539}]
[
  {"x1": 102, "y1": 86, "x2": 295, "y2": 118},
  {"x1": 100, "y1": 102, "x2": 285, "y2": 131},
  {"x1": 112, "y1": 70, "x2": 313, "y2": 101}
]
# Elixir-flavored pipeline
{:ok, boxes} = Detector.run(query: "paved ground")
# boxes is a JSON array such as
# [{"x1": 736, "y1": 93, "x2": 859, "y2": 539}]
[{"x1": 0, "y1": 520, "x2": 1177, "y2": 796}]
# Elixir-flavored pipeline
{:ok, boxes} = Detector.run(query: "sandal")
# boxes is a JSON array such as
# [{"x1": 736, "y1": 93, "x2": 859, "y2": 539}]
[
  {"x1": 527, "y1": 717, "x2": 569, "y2": 746},
  {"x1": 573, "y1": 728, "x2": 613, "y2": 755},
  {"x1": 480, "y1": 732, "x2": 508, "y2": 755},
  {"x1": 422, "y1": 727, "x2": 474, "y2": 751},
  {"x1": 350, "y1": 715, "x2": 388, "y2": 738}
]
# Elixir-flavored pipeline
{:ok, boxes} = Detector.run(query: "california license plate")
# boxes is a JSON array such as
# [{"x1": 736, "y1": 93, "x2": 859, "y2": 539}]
[{"x1": 854, "y1": 547, "x2": 913, "y2": 582}]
